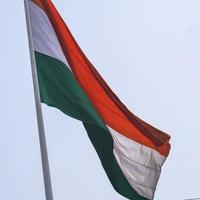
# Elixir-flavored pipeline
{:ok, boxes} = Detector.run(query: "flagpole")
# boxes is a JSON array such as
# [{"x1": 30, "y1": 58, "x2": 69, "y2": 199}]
[{"x1": 24, "y1": 1, "x2": 54, "y2": 200}]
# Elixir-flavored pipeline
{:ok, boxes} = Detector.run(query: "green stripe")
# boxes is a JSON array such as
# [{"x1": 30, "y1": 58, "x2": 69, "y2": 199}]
[{"x1": 35, "y1": 51, "x2": 149, "y2": 200}]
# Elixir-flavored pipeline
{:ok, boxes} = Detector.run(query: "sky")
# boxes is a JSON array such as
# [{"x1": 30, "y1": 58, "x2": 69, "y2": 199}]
[{"x1": 1, "y1": 0, "x2": 200, "y2": 199}]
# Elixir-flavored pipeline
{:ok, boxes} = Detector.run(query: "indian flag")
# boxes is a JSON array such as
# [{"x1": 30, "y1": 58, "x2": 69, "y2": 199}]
[{"x1": 27, "y1": 0, "x2": 171, "y2": 199}]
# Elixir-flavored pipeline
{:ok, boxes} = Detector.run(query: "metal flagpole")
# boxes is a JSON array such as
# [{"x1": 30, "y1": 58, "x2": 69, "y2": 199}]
[{"x1": 24, "y1": 1, "x2": 54, "y2": 200}]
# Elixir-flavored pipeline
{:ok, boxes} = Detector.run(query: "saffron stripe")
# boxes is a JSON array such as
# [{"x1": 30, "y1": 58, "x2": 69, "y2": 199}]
[{"x1": 39, "y1": 0, "x2": 170, "y2": 156}]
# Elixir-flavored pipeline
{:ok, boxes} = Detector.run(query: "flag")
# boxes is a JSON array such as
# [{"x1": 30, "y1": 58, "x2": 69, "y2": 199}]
[{"x1": 27, "y1": 0, "x2": 171, "y2": 199}]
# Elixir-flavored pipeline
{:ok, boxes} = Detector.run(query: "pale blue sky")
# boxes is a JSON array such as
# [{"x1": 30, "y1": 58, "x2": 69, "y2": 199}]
[{"x1": 1, "y1": 0, "x2": 200, "y2": 199}]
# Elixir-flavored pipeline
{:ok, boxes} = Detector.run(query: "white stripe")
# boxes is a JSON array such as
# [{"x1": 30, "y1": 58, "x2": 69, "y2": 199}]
[
  {"x1": 107, "y1": 127, "x2": 166, "y2": 199},
  {"x1": 29, "y1": 1, "x2": 69, "y2": 66}
]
